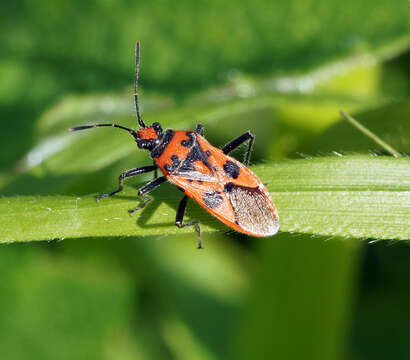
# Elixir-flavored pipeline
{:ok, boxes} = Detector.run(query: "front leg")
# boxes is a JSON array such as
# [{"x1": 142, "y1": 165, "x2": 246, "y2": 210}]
[
  {"x1": 97, "y1": 165, "x2": 157, "y2": 201},
  {"x1": 129, "y1": 176, "x2": 167, "y2": 214},
  {"x1": 221, "y1": 131, "x2": 254, "y2": 166},
  {"x1": 175, "y1": 195, "x2": 202, "y2": 249},
  {"x1": 153, "y1": 160, "x2": 158, "y2": 180}
]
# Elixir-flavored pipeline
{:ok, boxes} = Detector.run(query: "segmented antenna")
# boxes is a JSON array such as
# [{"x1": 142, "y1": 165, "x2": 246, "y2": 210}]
[
  {"x1": 68, "y1": 123, "x2": 139, "y2": 140},
  {"x1": 135, "y1": 41, "x2": 146, "y2": 128}
]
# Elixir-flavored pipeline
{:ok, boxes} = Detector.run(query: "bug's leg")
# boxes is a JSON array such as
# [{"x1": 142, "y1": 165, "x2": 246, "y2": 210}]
[
  {"x1": 97, "y1": 165, "x2": 157, "y2": 201},
  {"x1": 221, "y1": 131, "x2": 255, "y2": 166},
  {"x1": 129, "y1": 176, "x2": 167, "y2": 214},
  {"x1": 153, "y1": 160, "x2": 158, "y2": 180},
  {"x1": 175, "y1": 195, "x2": 202, "y2": 249},
  {"x1": 195, "y1": 124, "x2": 204, "y2": 136}
]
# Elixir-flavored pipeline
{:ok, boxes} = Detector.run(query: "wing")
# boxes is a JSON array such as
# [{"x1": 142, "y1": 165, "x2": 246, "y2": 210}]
[
  {"x1": 168, "y1": 134, "x2": 279, "y2": 236},
  {"x1": 223, "y1": 183, "x2": 279, "y2": 236},
  {"x1": 168, "y1": 172, "x2": 237, "y2": 224}
]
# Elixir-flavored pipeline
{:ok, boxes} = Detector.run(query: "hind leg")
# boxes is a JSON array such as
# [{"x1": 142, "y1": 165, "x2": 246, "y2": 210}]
[
  {"x1": 175, "y1": 195, "x2": 202, "y2": 249},
  {"x1": 221, "y1": 131, "x2": 255, "y2": 166}
]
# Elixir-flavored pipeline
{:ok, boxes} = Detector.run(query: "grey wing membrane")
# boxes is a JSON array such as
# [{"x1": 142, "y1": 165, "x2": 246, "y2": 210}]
[
  {"x1": 227, "y1": 185, "x2": 279, "y2": 236},
  {"x1": 173, "y1": 170, "x2": 218, "y2": 183}
]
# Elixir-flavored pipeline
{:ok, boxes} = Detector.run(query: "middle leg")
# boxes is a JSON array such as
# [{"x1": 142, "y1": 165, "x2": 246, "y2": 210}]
[{"x1": 129, "y1": 176, "x2": 167, "y2": 214}]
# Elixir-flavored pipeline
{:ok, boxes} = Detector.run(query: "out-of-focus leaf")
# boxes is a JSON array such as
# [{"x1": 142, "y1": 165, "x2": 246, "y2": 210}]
[
  {"x1": 0, "y1": 245, "x2": 148, "y2": 360},
  {"x1": 3, "y1": 90, "x2": 373, "y2": 197},
  {"x1": 298, "y1": 100, "x2": 410, "y2": 155},
  {"x1": 0, "y1": 156, "x2": 408, "y2": 243},
  {"x1": 37, "y1": 92, "x2": 175, "y2": 136},
  {"x1": 160, "y1": 313, "x2": 218, "y2": 360},
  {"x1": 50, "y1": 233, "x2": 249, "y2": 360},
  {"x1": 1, "y1": 1, "x2": 408, "y2": 174},
  {"x1": 135, "y1": 233, "x2": 249, "y2": 358},
  {"x1": 351, "y1": 241, "x2": 410, "y2": 360},
  {"x1": 231, "y1": 234, "x2": 361, "y2": 360},
  {"x1": 2, "y1": 1, "x2": 408, "y2": 92}
]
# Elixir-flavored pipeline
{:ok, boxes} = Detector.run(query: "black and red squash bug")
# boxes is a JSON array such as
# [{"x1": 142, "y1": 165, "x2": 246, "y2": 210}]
[{"x1": 69, "y1": 42, "x2": 279, "y2": 248}]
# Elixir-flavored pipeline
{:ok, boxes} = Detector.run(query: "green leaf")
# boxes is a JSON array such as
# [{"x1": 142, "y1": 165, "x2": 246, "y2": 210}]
[
  {"x1": 2, "y1": 0, "x2": 408, "y2": 92},
  {"x1": 0, "y1": 245, "x2": 148, "y2": 360},
  {"x1": 231, "y1": 234, "x2": 361, "y2": 360},
  {"x1": 299, "y1": 100, "x2": 410, "y2": 155},
  {"x1": 1, "y1": 156, "x2": 408, "y2": 243},
  {"x1": 2, "y1": 0, "x2": 408, "y2": 174}
]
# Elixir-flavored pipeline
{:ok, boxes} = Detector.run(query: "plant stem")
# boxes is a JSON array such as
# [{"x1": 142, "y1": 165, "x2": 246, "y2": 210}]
[{"x1": 339, "y1": 110, "x2": 401, "y2": 158}]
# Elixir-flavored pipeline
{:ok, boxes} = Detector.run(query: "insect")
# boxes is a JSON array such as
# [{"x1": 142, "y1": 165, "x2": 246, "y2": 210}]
[{"x1": 69, "y1": 41, "x2": 279, "y2": 248}]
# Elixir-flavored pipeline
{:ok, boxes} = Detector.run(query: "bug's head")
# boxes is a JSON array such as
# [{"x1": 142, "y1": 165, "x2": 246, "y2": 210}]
[{"x1": 136, "y1": 122, "x2": 163, "y2": 150}]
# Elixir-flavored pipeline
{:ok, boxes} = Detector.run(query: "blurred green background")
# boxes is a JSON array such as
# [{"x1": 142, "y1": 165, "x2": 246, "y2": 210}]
[{"x1": 0, "y1": 0, "x2": 409, "y2": 359}]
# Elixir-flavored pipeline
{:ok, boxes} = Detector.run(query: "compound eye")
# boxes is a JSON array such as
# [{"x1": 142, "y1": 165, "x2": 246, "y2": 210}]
[{"x1": 137, "y1": 139, "x2": 149, "y2": 149}]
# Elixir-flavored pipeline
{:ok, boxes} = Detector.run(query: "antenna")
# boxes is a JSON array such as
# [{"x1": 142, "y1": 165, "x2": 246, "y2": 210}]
[
  {"x1": 135, "y1": 41, "x2": 146, "y2": 128},
  {"x1": 68, "y1": 123, "x2": 139, "y2": 140}
]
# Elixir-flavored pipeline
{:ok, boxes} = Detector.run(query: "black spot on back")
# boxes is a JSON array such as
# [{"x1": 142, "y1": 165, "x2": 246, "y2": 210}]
[
  {"x1": 203, "y1": 191, "x2": 223, "y2": 209},
  {"x1": 164, "y1": 155, "x2": 180, "y2": 173},
  {"x1": 223, "y1": 160, "x2": 240, "y2": 179},
  {"x1": 224, "y1": 182, "x2": 235, "y2": 193},
  {"x1": 181, "y1": 132, "x2": 195, "y2": 147},
  {"x1": 205, "y1": 150, "x2": 211, "y2": 157},
  {"x1": 179, "y1": 142, "x2": 213, "y2": 174}
]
